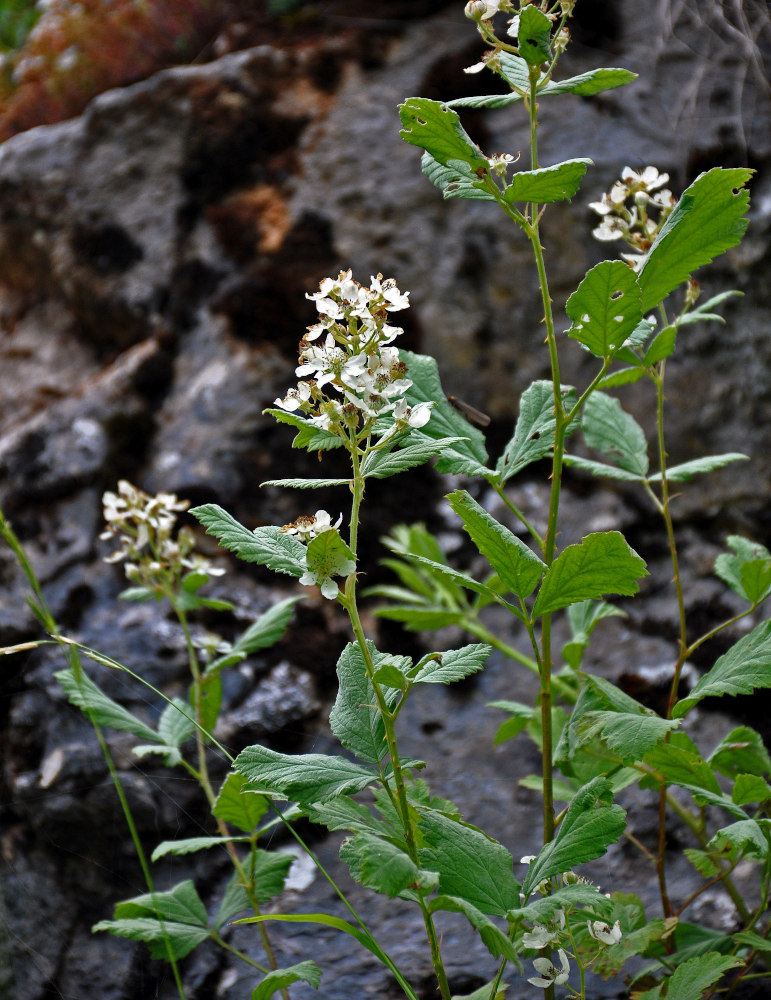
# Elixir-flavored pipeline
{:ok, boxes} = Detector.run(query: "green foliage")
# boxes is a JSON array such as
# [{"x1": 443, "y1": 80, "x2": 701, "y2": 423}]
[
  {"x1": 234, "y1": 745, "x2": 379, "y2": 804},
  {"x1": 637, "y1": 168, "x2": 753, "y2": 311},
  {"x1": 566, "y1": 261, "x2": 643, "y2": 358},
  {"x1": 252, "y1": 962, "x2": 322, "y2": 1000},
  {"x1": 503, "y1": 159, "x2": 592, "y2": 204},
  {"x1": 192, "y1": 505, "x2": 307, "y2": 577}
]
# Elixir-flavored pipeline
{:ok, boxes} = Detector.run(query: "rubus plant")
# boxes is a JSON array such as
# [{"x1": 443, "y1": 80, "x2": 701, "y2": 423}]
[{"x1": 2, "y1": 1, "x2": 770, "y2": 998}]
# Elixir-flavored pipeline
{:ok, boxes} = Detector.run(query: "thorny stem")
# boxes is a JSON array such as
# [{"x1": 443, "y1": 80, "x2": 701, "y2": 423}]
[{"x1": 341, "y1": 468, "x2": 452, "y2": 1000}]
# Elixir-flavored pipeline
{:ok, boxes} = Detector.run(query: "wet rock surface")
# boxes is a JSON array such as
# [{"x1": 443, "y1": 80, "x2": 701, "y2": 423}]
[{"x1": 0, "y1": 3, "x2": 769, "y2": 998}]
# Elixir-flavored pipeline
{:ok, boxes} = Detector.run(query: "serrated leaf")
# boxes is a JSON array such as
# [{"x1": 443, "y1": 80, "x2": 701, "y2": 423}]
[
  {"x1": 211, "y1": 597, "x2": 301, "y2": 672},
  {"x1": 503, "y1": 159, "x2": 592, "y2": 204},
  {"x1": 598, "y1": 366, "x2": 646, "y2": 389},
  {"x1": 523, "y1": 777, "x2": 626, "y2": 895},
  {"x1": 400, "y1": 350, "x2": 491, "y2": 476},
  {"x1": 234, "y1": 745, "x2": 377, "y2": 804},
  {"x1": 563, "y1": 455, "x2": 644, "y2": 482},
  {"x1": 637, "y1": 167, "x2": 753, "y2": 312},
  {"x1": 361, "y1": 437, "x2": 466, "y2": 479},
  {"x1": 330, "y1": 641, "x2": 408, "y2": 765},
  {"x1": 577, "y1": 712, "x2": 679, "y2": 764},
  {"x1": 191, "y1": 505, "x2": 306, "y2": 577},
  {"x1": 413, "y1": 643, "x2": 491, "y2": 684},
  {"x1": 304, "y1": 797, "x2": 391, "y2": 837},
  {"x1": 708, "y1": 725, "x2": 771, "y2": 778},
  {"x1": 114, "y1": 880, "x2": 208, "y2": 927},
  {"x1": 261, "y1": 478, "x2": 349, "y2": 489},
  {"x1": 734, "y1": 930, "x2": 771, "y2": 953},
  {"x1": 714, "y1": 535, "x2": 771, "y2": 604},
  {"x1": 158, "y1": 697, "x2": 195, "y2": 750},
  {"x1": 497, "y1": 381, "x2": 576, "y2": 483},
  {"x1": 250, "y1": 848, "x2": 295, "y2": 902},
  {"x1": 641, "y1": 953, "x2": 741, "y2": 1000},
  {"x1": 418, "y1": 810, "x2": 520, "y2": 917},
  {"x1": 340, "y1": 832, "x2": 427, "y2": 898},
  {"x1": 581, "y1": 391, "x2": 649, "y2": 476},
  {"x1": 562, "y1": 599, "x2": 626, "y2": 670},
  {"x1": 647, "y1": 452, "x2": 748, "y2": 482},
  {"x1": 642, "y1": 326, "x2": 677, "y2": 365},
  {"x1": 533, "y1": 531, "x2": 647, "y2": 616},
  {"x1": 92, "y1": 917, "x2": 210, "y2": 960},
  {"x1": 430, "y1": 895, "x2": 522, "y2": 967},
  {"x1": 398, "y1": 98, "x2": 489, "y2": 171},
  {"x1": 55, "y1": 668, "x2": 158, "y2": 742},
  {"x1": 732, "y1": 773, "x2": 771, "y2": 806},
  {"x1": 213, "y1": 772, "x2": 271, "y2": 832},
  {"x1": 642, "y1": 740, "x2": 722, "y2": 802},
  {"x1": 421, "y1": 151, "x2": 494, "y2": 200},
  {"x1": 566, "y1": 261, "x2": 643, "y2": 358},
  {"x1": 540, "y1": 66, "x2": 637, "y2": 97},
  {"x1": 393, "y1": 552, "x2": 500, "y2": 601},
  {"x1": 252, "y1": 961, "x2": 321, "y2": 1000},
  {"x1": 673, "y1": 619, "x2": 771, "y2": 717},
  {"x1": 265, "y1": 407, "x2": 342, "y2": 452},
  {"x1": 151, "y1": 836, "x2": 249, "y2": 862},
  {"x1": 684, "y1": 848, "x2": 721, "y2": 879},
  {"x1": 447, "y1": 489, "x2": 546, "y2": 598},
  {"x1": 518, "y1": 4, "x2": 552, "y2": 66}
]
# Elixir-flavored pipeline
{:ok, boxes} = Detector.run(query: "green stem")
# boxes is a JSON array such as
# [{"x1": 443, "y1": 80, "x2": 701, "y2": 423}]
[{"x1": 488, "y1": 478, "x2": 545, "y2": 552}]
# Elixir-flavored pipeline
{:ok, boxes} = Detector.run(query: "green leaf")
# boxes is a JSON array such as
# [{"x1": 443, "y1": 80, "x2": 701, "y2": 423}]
[
  {"x1": 250, "y1": 849, "x2": 295, "y2": 902},
  {"x1": 252, "y1": 962, "x2": 321, "y2": 1000},
  {"x1": 361, "y1": 436, "x2": 467, "y2": 478},
  {"x1": 400, "y1": 350, "x2": 491, "y2": 476},
  {"x1": 158, "y1": 697, "x2": 195, "y2": 750},
  {"x1": 447, "y1": 489, "x2": 546, "y2": 598},
  {"x1": 522, "y1": 777, "x2": 626, "y2": 895},
  {"x1": 637, "y1": 167, "x2": 753, "y2": 312},
  {"x1": 340, "y1": 832, "x2": 428, "y2": 898},
  {"x1": 708, "y1": 725, "x2": 771, "y2": 779},
  {"x1": 421, "y1": 151, "x2": 495, "y2": 201},
  {"x1": 118, "y1": 586, "x2": 157, "y2": 602},
  {"x1": 412, "y1": 643, "x2": 491, "y2": 685},
  {"x1": 330, "y1": 641, "x2": 407, "y2": 765},
  {"x1": 213, "y1": 772, "x2": 271, "y2": 833},
  {"x1": 636, "y1": 953, "x2": 741, "y2": 1000},
  {"x1": 733, "y1": 930, "x2": 771, "y2": 953},
  {"x1": 265, "y1": 407, "x2": 342, "y2": 452},
  {"x1": 429, "y1": 895, "x2": 521, "y2": 966},
  {"x1": 114, "y1": 880, "x2": 208, "y2": 927},
  {"x1": 732, "y1": 773, "x2": 771, "y2": 806},
  {"x1": 92, "y1": 917, "x2": 210, "y2": 960},
  {"x1": 451, "y1": 979, "x2": 508, "y2": 1000},
  {"x1": 55, "y1": 668, "x2": 158, "y2": 742},
  {"x1": 503, "y1": 159, "x2": 592, "y2": 204},
  {"x1": 191, "y1": 505, "x2": 306, "y2": 577},
  {"x1": 151, "y1": 836, "x2": 249, "y2": 862},
  {"x1": 418, "y1": 810, "x2": 520, "y2": 917},
  {"x1": 391, "y1": 552, "x2": 501, "y2": 602},
  {"x1": 562, "y1": 599, "x2": 626, "y2": 670},
  {"x1": 518, "y1": 4, "x2": 552, "y2": 66},
  {"x1": 234, "y1": 745, "x2": 377, "y2": 804},
  {"x1": 673, "y1": 619, "x2": 771, "y2": 717},
  {"x1": 539, "y1": 66, "x2": 637, "y2": 97},
  {"x1": 496, "y1": 381, "x2": 576, "y2": 483},
  {"x1": 212, "y1": 597, "x2": 301, "y2": 674},
  {"x1": 642, "y1": 739, "x2": 723, "y2": 803},
  {"x1": 648, "y1": 452, "x2": 748, "y2": 482},
  {"x1": 684, "y1": 848, "x2": 721, "y2": 879},
  {"x1": 398, "y1": 98, "x2": 489, "y2": 171},
  {"x1": 260, "y1": 477, "x2": 350, "y2": 489},
  {"x1": 304, "y1": 797, "x2": 391, "y2": 837},
  {"x1": 581, "y1": 391, "x2": 649, "y2": 476},
  {"x1": 714, "y1": 535, "x2": 771, "y2": 604},
  {"x1": 577, "y1": 712, "x2": 679, "y2": 764},
  {"x1": 533, "y1": 531, "x2": 647, "y2": 616},
  {"x1": 642, "y1": 325, "x2": 677, "y2": 365},
  {"x1": 708, "y1": 819, "x2": 771, "y2": 860},
  {"x1": 563, "y1": 455, "x2": 644, "y2": 482},
  {"x1": 597, "y1": 366, "x2": 646, "y2": 389},
  {"x1": 566, "y1": 261, "x2": 643, "y2": 358}
]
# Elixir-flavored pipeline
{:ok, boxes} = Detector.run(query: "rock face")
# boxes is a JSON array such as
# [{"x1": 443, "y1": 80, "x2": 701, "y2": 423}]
[{"x1": 0, "y1": 4, "x2": 769, "y2": 999}]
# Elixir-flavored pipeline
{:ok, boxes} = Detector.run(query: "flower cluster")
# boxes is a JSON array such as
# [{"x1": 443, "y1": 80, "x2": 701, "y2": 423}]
[
  {"x1": 589, "y1": 166, "x2": 677, "y2": 270},
  {"x1": 274, "y1": 270, "x2": 432, "y2": 436},
  {"x1": 100, "y1": 480, "x2": 223, "y2": 589},
  {"x1": 281, "y1": 510, "x2": 342, "y2": 543}
]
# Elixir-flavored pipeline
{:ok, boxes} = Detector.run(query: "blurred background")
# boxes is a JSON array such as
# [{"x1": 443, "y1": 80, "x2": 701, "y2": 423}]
[{"x1": 0, "y1": 2, "x2": 769, "y2": 998}]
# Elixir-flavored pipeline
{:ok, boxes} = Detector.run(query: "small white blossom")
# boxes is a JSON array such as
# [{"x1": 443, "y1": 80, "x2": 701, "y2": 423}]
[
  {"x1": 621, "y1": 165, "x2": 669, "y2": 192},
  {"x1": 528, "y1": 949, "x2": 570, "y2": 989},
  {"x1": 392, "y1": 397, "x2": 433, "y2": 429},
  {"x1": 587, "y1": 920, "x2": 622, "y2": 946},
  {"x1": 281, "y1": 510, "x2": 343, "y2": 543},
  {"x1": 274, "y1": 380, "x2": 313, "y2": 411}
]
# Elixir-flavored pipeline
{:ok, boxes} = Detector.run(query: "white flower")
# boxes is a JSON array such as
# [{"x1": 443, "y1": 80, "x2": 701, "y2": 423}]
[
  {"x1": 392, "y1": 397, "x2": 432, "y2": 429},
  {"x1": 528, "y1": 949, "x2": 570, "y2": 989},
  {"x1": 587, "y1": 920, "x2": 622, "y2": 946},
  {"x1": 592, "y1": 217, "x2": 627, "y2": 242},
  {"x1": 520, "y1": 855, "x2": 536, "y2": 864},
  {"x1": 281, "y1": 510, "x2": 342, "y2": 543},
  {"x1": 621, "y1": 165, "x2": 669, "y2": 192},
  {"x1": 369, "y1": 274, "x2": 410, "y2": 311},
  {"x1": 523, "y1": 924, "x2": 559, "y2": 950},
  {"x1": 296, "y1": 334, "x2": 368, "y2": 391},
  {"x1": 274, "y1": 381, "x2": 313, "y2": 411}
]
